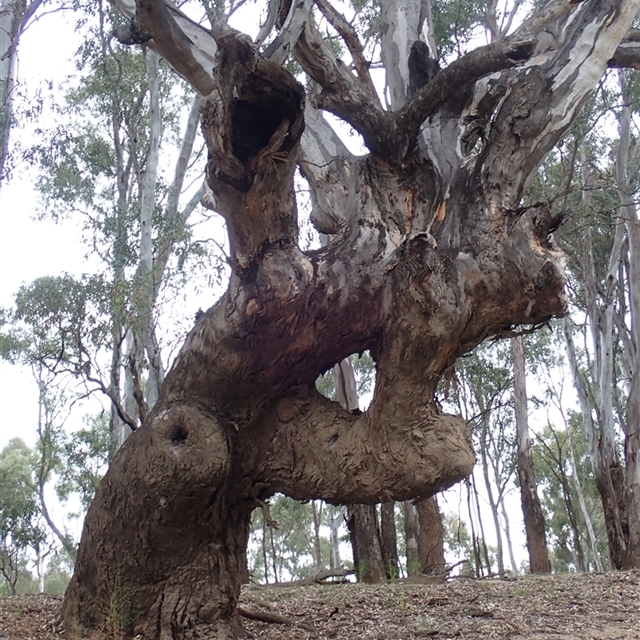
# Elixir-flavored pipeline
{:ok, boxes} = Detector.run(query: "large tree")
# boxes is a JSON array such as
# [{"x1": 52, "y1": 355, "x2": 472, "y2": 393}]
[{"x1": 62, "y1": 1, "x2": 640, "y2": 638}]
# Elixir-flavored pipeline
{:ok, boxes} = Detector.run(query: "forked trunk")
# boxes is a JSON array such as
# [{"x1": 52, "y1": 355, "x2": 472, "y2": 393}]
[{"x1": 63, "y1": 0, "x2": 640, "y2": 637}]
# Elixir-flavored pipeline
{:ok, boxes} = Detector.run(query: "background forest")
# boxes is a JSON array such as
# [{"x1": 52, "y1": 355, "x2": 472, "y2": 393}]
[{"x1": 0, "y1": 0, "x2": 638, "y2": 597}]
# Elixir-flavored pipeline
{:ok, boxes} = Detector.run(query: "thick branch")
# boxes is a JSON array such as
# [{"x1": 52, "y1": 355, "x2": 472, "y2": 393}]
[
  {"x1": 293, "y1": 18, "x2": 391, "y2": 156},
  {"x1": 299, "y1": 94, "x2": 358, "y2": 235},
  {"x1": 609, "y1": 40, "x2": 640, "y2": 69},
  {"x1": 263, "y1": 0, "x2": 314, "y2": 64},
  {"x1": 257, "y1": 390, "x2": 475, "y2": 504},
  {"x1": 314, "y1": 0, "x2": 379, "y2": 100},
  {"x1": 201, "y1": 35, "x2": 305, "y2": 267},
  {"x1": 396, "y1": 38, "x2": 536, "y2": 160},
  {"x1": 480, "y1": 0, "x2": 640, "y2": 207},
  {"x1": 119, "y1": 0, "x2": 218, "y2": 94}
]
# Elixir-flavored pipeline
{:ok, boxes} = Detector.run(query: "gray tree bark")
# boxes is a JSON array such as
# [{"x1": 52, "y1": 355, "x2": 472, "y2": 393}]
[{"x1": 63, "y1": 1, "x2": 640, "y2": 637}]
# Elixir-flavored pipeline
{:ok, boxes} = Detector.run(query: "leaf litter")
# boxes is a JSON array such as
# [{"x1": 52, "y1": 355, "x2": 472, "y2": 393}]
[{"x1": 1, "y1": 570, "x2": 639, "y2": 639}]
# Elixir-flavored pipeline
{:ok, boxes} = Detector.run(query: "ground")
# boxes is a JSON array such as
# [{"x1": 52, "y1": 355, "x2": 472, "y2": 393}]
[{"x1": 1, "y1": 570, "x2": 639, "y2": 639}]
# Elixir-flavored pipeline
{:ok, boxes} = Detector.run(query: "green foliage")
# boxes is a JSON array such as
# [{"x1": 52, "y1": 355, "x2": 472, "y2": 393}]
[
  {"x1": 57, "y1": 413, "x2": 110, "y2": 511},
  {"x1": 0, "y1": 440, "x2": 47, "y2": 594},
  {"x1": 431, "y1": 0, "x2": 488, "y2": 58},
  {"x1": 248, "y1": 495, "x2": 332, "y2": 582},
  {"x1": 532, "y1": 413, "x2": 607, "y2": 572},
  {"x1": 3, "y1": 274, "x2": 112, "y2": 377},
  {"x1": 43, "y1": 549, "x2": 74, "y2": 595}
]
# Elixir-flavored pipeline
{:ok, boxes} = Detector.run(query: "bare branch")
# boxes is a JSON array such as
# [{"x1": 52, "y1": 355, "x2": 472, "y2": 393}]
[
  {"x1": 396, "y1": 38, "x2": 536, "y2": 161},
  {"x1": 314, "y1": 0, "x2": 378, "y2": 100},
  {"x1": 294, "y1": 18, "x2": 391, "y2": 155},
  {"x1": 255, "y1": 0, "x2": 280, "y2": 46}
]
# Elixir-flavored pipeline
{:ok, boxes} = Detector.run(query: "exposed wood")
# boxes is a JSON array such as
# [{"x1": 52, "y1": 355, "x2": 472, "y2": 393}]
[{"x1": 62, "y1": 1, "x2": 640, "y2": 637}]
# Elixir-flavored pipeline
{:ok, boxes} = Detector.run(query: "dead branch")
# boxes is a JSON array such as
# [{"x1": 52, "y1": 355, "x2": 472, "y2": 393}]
[
  {"x1": 267, "y1": 568, "x2": 355, "y2": 587},
  {"x1": 237, "y1": 605, "x2": 315, "y2": 631}
]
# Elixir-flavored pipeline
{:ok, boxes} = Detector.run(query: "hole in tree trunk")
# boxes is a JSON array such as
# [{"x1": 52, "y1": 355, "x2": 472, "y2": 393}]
[
  {"x1": 170, "y1": 425, "x2": 189, "y2": 444},
  {"x1": 231, "y1": 86, "x2": 301, "y2": 161}
]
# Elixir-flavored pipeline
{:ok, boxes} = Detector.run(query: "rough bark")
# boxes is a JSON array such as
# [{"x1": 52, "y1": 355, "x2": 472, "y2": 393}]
[
  {"x1": 347, "y1": 504, "x2": 385, "y2": 583},
  {"x1": 512, "y1": 336, "x2": 551, "y2": 574},
  {"x1": 416, "y1": 496, "x2": 446, "y2": 575},
  {"x1": 379, "y1": 502, "x2": 400, "y2": 580},
  {"x1": 331, "y1": 355, "x2": 385, "y2": 583},
  {"x1": 63, "y1": 1, "x2": 640, "y2": 637}
]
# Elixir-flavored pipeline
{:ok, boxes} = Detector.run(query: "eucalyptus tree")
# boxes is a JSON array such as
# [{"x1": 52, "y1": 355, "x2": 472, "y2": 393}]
[
  {"x1": 0, "y1": 0, "x2": 44, "y2": 183},
  {"x1": 530, "y1": 68, "x2": 640, "y2": 569},
  {"x1": 61, "y1": 1, "x2": 640, "y2": 638},
  {"x1": 451, "y1": 340, "x2": 518, "y2": 576},
  {"x1": 34, "y1": 7, "x2": 218, "y2": 452},
  {"x1": 0, "y1": 439, "x2": 47, "y2": 594},
  {"x1": 512, "y1": 335, "x2": 551, "y2": 573}
]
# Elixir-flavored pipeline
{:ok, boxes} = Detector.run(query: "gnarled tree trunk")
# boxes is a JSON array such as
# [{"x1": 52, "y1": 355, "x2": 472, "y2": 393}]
[{"x1": 63, "y1": 0, "x2": 640, "y2": 637}]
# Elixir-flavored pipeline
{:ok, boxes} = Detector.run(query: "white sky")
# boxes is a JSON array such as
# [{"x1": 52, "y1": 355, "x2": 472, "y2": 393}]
[{"x1": 0, "y1": 10, "x2": 90, "y2": 449}]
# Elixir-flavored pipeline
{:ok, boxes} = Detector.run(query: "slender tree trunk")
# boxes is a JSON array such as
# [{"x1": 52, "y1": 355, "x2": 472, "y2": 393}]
[
  {"x1": 347, "y1": 504, "x2": 385, "y2": 583},
  {"x1": 617, "y1": 71, "x2": 640, "y2": 569},
  {"x1": 404, "y1": 501, "x2": 420, "y2": 576},
  {"x1": 137, "y1": 48, "x2": 163, "y2": 410},
  {"x1": 311, "y1": 500, "x2": 323, "y2": 572},
  {"x1": 480, "y1": 417, "x2": 505, "y2": 576},
  {"x1": 416, "y1": 496, "x2": 446, "y2": 575},
  {"x1": 262, "y1": 517, "x2": 269, "y2": 584},
  {"x1": 466, "y1": 480, "x2": 483, "y2": 577},
  {"x1": 567, "y1": 422, "x2": 603, "y2": 572},
  {"x1": 500, "y1": 501, "x2": 519, "y2": 576},
  {"x1": 379, "y1": 502, "x2": 400, "y2": 580},
  {"x1": 329, "y1": 504, "x2": 345, "y2": 570},
  {"x1": 472, "y1": 474, "x2": 493, "y2": 576},
  {"x1": 564, "y1": 316, "x2": 628, "y2": 570},
  {"x1": 0, "y1": 0, "x2": 43, "y2": 183},
  {"x1": 512, "y1": 336, "x2": 550, "y2": 573},
  {"x1": 558, "y1": 468, "x2": 586, "y2": 572}
]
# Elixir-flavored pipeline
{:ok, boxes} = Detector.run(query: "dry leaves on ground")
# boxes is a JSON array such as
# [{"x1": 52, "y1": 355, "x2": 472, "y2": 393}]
[{"x1": 1, "y1": 570, "x2": 638, "y2": 639}]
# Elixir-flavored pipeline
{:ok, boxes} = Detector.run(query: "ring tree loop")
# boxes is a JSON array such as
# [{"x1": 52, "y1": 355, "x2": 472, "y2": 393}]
[{"x1": 63, "y1": 1, "x2": 640, "y2": 638}]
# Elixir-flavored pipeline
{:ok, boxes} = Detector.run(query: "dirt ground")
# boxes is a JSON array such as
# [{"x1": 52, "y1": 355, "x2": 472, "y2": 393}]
[{"x1": 1, "y1": 570, "x2": 638, "y2": 639}]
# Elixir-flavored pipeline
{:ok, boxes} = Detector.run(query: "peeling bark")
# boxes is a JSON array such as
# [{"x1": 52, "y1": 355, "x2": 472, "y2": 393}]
[{"x1": 63, "y1": 0, "x2": 640, "y2": 637}]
